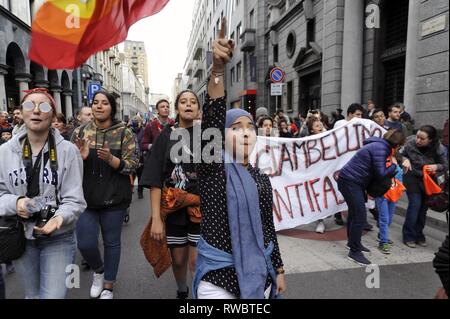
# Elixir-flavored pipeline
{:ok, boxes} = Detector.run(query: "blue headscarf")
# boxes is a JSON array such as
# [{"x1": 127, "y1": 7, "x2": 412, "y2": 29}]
[{"x1": 224, "y1": 109, "x2": 269, "y2": 299}]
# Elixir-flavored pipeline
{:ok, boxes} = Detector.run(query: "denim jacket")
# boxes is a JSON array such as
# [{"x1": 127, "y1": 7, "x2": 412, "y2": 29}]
[{"x1": 192, "y1": 237, "x2": 278, "y2": 299}]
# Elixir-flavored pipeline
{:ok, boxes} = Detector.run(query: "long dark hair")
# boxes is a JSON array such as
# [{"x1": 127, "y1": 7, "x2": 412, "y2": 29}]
[
  {"x1": 92, "y1": 90, "x2": 117, "y2": 120},
  {"x1": 418, "y1": 125, "x2": 440, "y2": 154},
  {"x1": 174, "y1": 90, "x2": 200, "y2": 123}
]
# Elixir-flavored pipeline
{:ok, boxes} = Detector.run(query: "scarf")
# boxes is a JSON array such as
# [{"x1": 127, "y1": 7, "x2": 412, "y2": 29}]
[{"x1": 224, "y1": 109, "x2": 268, "y2": 298}]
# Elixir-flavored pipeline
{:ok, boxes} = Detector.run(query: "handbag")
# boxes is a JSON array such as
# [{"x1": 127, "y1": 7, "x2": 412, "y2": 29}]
[
  {"x1": 384, "y1": 179, "x2": 406, "y2": 203},
  {"x1": 0, "y1": 217, "x2": 26, "y2": 264},
  {"x1": 425, "y1": 174, "x2": 449, "y2": 213}
]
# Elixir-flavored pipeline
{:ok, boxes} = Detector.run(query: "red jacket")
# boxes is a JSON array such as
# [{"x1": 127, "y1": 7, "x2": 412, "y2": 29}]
[{"x1": 141, "y1": 117, "x2": 174, "y2": 151}]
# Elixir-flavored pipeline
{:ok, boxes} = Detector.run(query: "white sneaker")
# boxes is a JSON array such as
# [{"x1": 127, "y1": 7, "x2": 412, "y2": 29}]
[
  {"x1": 90, "y1": 272, "x2": 104, "y2": 298},
  {"x1": 100, "y1": 290, "x2": 114, "y2": 299},
  {"x1": 315, "y1": 221, "x2": 325, "y2": 234}
]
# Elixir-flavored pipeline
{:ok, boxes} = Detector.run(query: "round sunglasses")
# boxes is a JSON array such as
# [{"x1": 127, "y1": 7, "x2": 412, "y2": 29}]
[{"x1": 22, "y1": 101, "x2": 52, "y2": 113}]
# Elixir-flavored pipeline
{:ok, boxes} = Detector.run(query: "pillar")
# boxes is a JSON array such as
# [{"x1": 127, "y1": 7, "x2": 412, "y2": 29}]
[
  {"x1": 63, "y1": 91, "x2": 73, "y2": 120},
  {"x1": 15, "y1": 74, "x2": 32, "y2": 102},
  {"x1": 0, "y1": 66, "x2": 7, "y2": 112},
  {"x1": 340, "y1": 0, "x2": 365, "y2": 111},
  {"x1": 51, "y1": 87, "x2": 62, "y2": 114},
  {"x1": 404, "y1": 0, "x2": 419, "y2": 118}
]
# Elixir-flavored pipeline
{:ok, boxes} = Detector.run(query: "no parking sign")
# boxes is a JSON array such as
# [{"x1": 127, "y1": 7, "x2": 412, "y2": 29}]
[{"x1": 270, "y1": 67, "x2": 285, "y2": 83}]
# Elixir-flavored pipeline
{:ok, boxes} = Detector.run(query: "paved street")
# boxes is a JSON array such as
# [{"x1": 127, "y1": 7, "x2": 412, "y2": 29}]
[{"x1": 3, "y1": 191, "x2": 446, "y2": 299}]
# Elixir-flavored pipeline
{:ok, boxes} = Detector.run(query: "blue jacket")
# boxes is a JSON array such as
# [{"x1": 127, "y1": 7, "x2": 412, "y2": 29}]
[{"x1": 339, "y1": 137, "x2": 397, "y2": 188}]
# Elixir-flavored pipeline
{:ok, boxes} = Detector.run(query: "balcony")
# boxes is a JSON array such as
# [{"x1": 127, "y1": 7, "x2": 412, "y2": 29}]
[
  {"x1": 193, "y1": 41, "x2": 205, "y2": 61},
  {"x1": 186, "y1": 61, "x2": 193, "y2": 76},
  {"x1": 241, "y1": 29, "x2": 256, "y2": 52},
  {"x1": 93, "y1": 72, "x2": 103, "y2": 83},
  {"x1": 194, "y1": 61, "x2": 204, "y2": 78}
]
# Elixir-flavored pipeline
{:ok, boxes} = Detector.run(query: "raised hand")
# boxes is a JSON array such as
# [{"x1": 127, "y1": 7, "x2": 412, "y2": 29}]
[
  {"x1": 75, "y1": 137, "x2": 90, "y2": 160},
  {"x1": 212, "y1": 18, "x2": 235, "y2": 72}
]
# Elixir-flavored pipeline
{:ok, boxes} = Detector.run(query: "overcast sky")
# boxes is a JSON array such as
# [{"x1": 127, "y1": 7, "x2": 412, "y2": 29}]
[{"x1": 124, "y1": 0, "x2": 195, "y2": 98}]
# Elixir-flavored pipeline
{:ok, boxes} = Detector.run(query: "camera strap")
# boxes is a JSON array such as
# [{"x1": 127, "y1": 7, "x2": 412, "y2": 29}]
[{"x1": 23, "y1": 131, "x2": 60, "y2": 206}]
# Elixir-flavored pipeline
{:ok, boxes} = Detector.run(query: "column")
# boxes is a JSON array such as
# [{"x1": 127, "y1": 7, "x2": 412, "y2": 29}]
[
  {"x1": 63, "y1": 91, "x2": 73, "y2": 120},
  {"x1": 404, "y1": 0, "x2": 419, "y2": 118},
  {"x1": 0, "y1": 66, "x2": 8, "y2": 112},
  {"x1": 15, "y1": 74, "x2": 32, "y2": 102},
  {"x1": 340, "y1": 0, "x2": 365, "y2": 111},
  {"x1": 51, "y1": 87, "x2": 63, "y2": 113}
]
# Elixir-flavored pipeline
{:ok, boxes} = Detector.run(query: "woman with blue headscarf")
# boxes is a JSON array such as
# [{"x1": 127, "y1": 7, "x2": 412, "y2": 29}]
[{"x1": 193, "y1": 18, "x2": 286, "y2": 299}]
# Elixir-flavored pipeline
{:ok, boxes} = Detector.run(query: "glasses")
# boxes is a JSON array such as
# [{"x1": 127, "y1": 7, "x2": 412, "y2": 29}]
[{"x1": 22, "y1": 101, "x2": 52, "y2": 113}]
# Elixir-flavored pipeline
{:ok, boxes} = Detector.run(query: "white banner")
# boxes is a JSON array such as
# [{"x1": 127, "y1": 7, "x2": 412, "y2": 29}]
[{"x1": 250, "y1": 119, "x2": 385, "y2": 231}]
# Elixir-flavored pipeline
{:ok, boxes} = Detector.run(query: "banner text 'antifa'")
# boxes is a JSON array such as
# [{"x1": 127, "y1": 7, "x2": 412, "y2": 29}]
[{"x1": 251, "y1": 122, "x2": 384, "y2": 228}]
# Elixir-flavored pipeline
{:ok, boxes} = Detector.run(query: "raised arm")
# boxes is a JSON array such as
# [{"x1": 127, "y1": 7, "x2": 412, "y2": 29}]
[{"x1": 200, "y1": 18, "x2": 234, "y2": 172}]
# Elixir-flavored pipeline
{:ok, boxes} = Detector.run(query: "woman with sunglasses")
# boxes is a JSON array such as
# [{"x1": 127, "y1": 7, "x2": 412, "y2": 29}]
[{"x1": 0, "y1": 88, "x2": 86, "y2": 299}]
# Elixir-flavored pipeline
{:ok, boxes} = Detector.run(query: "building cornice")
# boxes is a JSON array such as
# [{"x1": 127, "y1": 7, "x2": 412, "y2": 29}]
[
  {"x1": 266, "y1": 1, "x2": 303, "y2": 36},
  {"x1": 0, "y1": 6, "x2": 31, "y2": 32}
]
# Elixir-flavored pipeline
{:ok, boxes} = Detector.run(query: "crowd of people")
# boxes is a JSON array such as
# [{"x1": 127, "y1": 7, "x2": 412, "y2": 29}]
[{"x1": 0, "y1": 21, "x2": 448, "y2": 300}]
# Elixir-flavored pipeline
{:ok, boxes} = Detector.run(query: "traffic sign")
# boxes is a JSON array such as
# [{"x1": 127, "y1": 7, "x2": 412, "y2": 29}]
[
  {"x1": 270, "y1": 67, "x2": 285, "y2": 83},
  {"x1": 271, "y1": 83, "x2": 283, "y2": 96},
  {"x1": 88, "y1": 81, "x2": 102, "y2": 105}
]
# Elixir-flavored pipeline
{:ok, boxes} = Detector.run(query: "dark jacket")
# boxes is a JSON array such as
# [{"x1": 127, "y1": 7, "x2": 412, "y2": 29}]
[
  {"x1": 339, "y1": 137, "x2": 397, "y2": 188},
  {"x1": 433, "y1": 235, "x2": 449, "y2": 296},
  {"x1": 141, "y1": 117, "x2": 175, "y2": 152},
  {"x1": 400, "y1": 135, "x2": 448, "y2": 193},
  {"x1": 71, "y1": 121, "x2": 139, "y2": 210}
]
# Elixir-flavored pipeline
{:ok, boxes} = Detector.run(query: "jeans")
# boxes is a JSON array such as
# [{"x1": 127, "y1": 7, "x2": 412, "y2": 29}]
[
  {"x1": 402, "y1": 191, "x2": 428, "y2": 243},
  {"x1": 14, "y1": 232, "x2": 76, "y2": 299},
  {"x1": 0, "y1": 270, "x2": 4, "y2": 299},
  {"x1": 76, "y1": 208, "x2": 126, "y2": 284},
  {"x1": 337, "y1": 179, "x2": 367, "y2": 253},
  {"x1": 375, "y1": 197, "x2": 396, "y2": 244}
]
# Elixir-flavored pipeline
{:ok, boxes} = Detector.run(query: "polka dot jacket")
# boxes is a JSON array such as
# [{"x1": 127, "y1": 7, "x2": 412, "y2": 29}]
[{"x1": 197, "y1": 95, "x2": 284, "y2": 298}]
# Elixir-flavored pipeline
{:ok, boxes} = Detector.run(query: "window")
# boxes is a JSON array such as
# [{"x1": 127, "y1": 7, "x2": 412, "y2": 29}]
[
  {"x1": 236, "y1": 62, "x2": 242, "y2": 82},
  {"x1": 287, "y1": 81, "x2": 293, "y2": 110},
  {"x1": 236, "y1": 23, "x2": 242, "y2": 44},
  {"x1": 231, "y1": 67, "x2": 235, "y2": 84},
  {"x1": 306, "y1": 18, "x2": 315, "y2": 49},
  {"x1": 249, "y1": 9, "x2": 255, "y2": 29},
  {"x1": 286, "y1": 31, "x2": 296, "y2": 58},
  {"x1": 273, "y1": 44, "x2": 279, "y2": 63}
]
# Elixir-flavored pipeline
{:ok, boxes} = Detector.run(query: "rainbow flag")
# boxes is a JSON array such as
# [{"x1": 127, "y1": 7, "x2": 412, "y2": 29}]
[{"x1": 29, "y1": 0, "x2": 170, "y2": 69}]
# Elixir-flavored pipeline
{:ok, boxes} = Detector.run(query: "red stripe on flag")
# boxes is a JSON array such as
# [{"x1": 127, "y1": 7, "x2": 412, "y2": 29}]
[{"x1": 29, "y1": 0, "x2": 170, "y2": 69}]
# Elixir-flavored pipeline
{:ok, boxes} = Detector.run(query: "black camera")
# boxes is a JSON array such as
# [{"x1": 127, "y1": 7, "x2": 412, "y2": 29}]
[{"x1": 32, "y1": 205, "x2": 57, "y2": 238}]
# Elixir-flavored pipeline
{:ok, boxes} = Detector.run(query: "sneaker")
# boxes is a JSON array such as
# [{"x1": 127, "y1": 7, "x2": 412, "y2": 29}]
[
  {"x1": 377, "y1": 234, "x2": 394, "y2": 245},
  {"x1": 404, "y1": 241, "x2": 416, "y2": 248},
  {"x1": 416, "y1": 241, "x2": 427, "y2": 247},
  {"x1": 315, "y1": 221, "x2": 325, "y2": 234},
  {"x1": 346, "y1": 243, "x2": 371, "y2": 253},
  {"x1": 138, "y1": 192, "x2": 144, "y2": 199},
  {"x1": 90, "y1": 272, "x2": 105, "y2": 298},
  {"x1": 378, "y1": 243, "x2": 391, "y2": 254},
  {"x1": 347, "y1": 251, "x2": 372, "y2": 266},
  {"x1": 100, "y1": 290, "x2": 114, "y2": 299},
  {"x1": 177, "y1": 287, "x2": 189, "y2": 299}
]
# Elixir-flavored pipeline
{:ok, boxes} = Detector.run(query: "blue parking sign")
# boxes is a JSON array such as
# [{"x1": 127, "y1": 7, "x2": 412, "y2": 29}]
[{"x1": 88, "y1": 82, "x2": 102, "y2": 105}]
